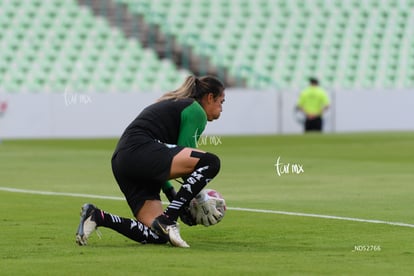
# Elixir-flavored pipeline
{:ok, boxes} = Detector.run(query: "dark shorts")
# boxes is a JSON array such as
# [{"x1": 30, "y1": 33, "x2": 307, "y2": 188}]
[
  {"x1": 111, "y1": 139, "x2": 184, "y2": 216},
  {"x1": 305, "y1": 117, "x2": 323, "y2": 132}
]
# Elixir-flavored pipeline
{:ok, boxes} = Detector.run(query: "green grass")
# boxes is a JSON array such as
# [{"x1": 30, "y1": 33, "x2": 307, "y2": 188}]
[{"x1": 1, "y1": 132, "x2": 414, "y2": 275}]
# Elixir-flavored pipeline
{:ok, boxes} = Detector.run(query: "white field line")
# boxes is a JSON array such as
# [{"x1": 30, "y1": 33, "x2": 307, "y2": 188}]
[{"x1": 1, "y1": 186, "x2": 414, "y2": 228}]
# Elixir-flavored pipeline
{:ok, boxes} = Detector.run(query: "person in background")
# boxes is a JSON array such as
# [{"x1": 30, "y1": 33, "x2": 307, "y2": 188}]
[{"x1": 296, "y1": 77, "x2": 330, "y2": 132}]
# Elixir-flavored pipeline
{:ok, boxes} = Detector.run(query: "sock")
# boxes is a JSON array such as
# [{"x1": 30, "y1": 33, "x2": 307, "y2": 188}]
[
  {"x1": 164, "y1": 152, "x2": 220, "y2": 221},
  {"x1": 94, "y1": 209, "x2": 168, "y2": 244}
]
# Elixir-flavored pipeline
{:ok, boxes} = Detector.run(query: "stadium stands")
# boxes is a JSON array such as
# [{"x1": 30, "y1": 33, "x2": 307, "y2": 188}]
[
  {"x1": 118, "y1": 0, "x2": 414, "y2": 89},
  {"x1": 0, "y1": 0, "x2": 413, "y2": 92},
  {"x1": 0, "y1": 0, "x2": 190, "y2": 92}
]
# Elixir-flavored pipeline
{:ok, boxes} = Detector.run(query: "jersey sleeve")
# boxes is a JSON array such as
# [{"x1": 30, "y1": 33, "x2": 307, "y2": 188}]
[
  {"x1": 162, "y1": 101, "x2": 207, "y2": 196},
  {"x1": 177, "y1": 101, "x2": 207, "y2": 148}
]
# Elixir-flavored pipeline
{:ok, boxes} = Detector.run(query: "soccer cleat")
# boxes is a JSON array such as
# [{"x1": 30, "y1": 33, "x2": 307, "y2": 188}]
[
  {"x1": 151, "y1": 215, "x2": 190, "y2": 248},
  {"x1": 75, "y1": 203, "x2": 98, "y2": 246}
]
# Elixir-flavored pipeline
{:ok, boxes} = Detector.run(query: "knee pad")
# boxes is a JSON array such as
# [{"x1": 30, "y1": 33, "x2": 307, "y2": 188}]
[{"x1": 192, "y1": 151, "x2": 221, "y2": 178}]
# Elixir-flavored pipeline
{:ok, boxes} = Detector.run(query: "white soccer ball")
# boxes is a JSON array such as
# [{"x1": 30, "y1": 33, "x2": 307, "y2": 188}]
[{"x1": 204, "y1": 189, "x2": 226, "y2": 215}]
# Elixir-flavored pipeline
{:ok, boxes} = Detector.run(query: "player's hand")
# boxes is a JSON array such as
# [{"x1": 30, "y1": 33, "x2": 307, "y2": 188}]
[
  {"x1": 191, "y1": 192, "x2": 224, "y2": 227},
  {"x1": 197, "y1": 198, "x2": 224, "y2": 226}
]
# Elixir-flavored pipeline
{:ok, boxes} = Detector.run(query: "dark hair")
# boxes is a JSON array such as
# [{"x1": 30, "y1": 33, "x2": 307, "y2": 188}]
[
  {"x1": 309, "y1": 77, "x2": 319, "y2": 85},
  {"x1": 191, "y1": 76, "x2": 224, "y2": 101},
  {"x1": 158, "y1": 75, "x2": 225, "y2": 102}
]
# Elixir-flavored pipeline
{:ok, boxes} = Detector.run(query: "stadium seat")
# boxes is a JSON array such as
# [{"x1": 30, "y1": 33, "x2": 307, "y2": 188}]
[
  {"x1": 0, "y1": 0, "x2": 190, "y2": 93},
  {"x1": 152, "y1": 0, "x2": 407, "y2": 88},
  {"x1": 2, "y1": 0, "x2": 414, "y2": 91}
]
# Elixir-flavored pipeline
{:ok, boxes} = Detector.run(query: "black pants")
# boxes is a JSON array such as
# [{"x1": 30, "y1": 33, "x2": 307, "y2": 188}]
[
  {"x1": 305, "y1": 117, "x2": 323, "y2": 132},
  {"x1": 111, "y1": 138, "x2": 184, "y2": 216}
]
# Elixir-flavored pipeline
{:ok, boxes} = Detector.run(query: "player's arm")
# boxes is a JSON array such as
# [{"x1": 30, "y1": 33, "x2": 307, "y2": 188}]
[
  {"x1": 162, "y1": 101, "x2": 207, "y2": 226},
  {"x1": 162, "y1": 180, "x2": 176, "y2": 202},
  {"x1": 297, "y1": 90, "x2": 306, "y2": 113},
  {"x1": 320, "y1": 89, "x2": 330, "y2": 111},
  {"x1": 161, "y1": 101, "x2": 207, "y2": 199},
  {"x1": 177, "y1": 101, "x2": 207, "y2": 148}
]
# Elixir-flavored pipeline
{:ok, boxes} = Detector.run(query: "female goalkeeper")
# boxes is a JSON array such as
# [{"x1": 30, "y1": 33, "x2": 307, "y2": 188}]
[{"x1": 76, "y1": 75, "x2": 225, "y2": 248}]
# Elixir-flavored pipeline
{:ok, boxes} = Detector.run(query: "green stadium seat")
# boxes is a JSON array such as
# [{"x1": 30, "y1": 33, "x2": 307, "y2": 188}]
[
  {"x1": 0, "y1": 0, "x2": 192, "y2": 92},
  {"x1": 2, "y1": 0, "x2": 414, "y2": 91}
]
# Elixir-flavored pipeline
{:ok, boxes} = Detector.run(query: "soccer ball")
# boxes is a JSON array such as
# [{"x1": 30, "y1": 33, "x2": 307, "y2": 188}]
[
  {"x1": 204, "y1": 189, "x2": 226, "y2": 215},
  {"x1": 189, "y1": 189, "x2": 226, "y2": 226}
]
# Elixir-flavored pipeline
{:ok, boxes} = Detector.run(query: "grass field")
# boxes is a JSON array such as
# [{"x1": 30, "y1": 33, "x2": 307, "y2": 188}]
[{"x1": 1, "y1": 132, "x2": 414, "y2": 275}]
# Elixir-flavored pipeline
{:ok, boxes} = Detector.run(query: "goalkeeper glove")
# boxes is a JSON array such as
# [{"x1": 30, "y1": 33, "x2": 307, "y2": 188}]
[{"x1": 191, "y1": 191, "x2": 224, "y2": 227}]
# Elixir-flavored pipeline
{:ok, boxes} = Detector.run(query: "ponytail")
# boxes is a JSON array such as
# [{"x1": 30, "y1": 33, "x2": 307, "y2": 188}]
[
  {"x1": 157, "y1": 76, "x2": 197, "y2": 102},
  {"x1": 158, "y1": 75, "x2": 224, "y2": 102}
]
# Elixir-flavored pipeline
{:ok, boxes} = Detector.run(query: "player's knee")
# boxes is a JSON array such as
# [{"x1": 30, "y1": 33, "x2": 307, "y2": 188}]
[
  {"x1": 206, "y1": 152, "x2": 221, "y2": 176},
  {"x1": 197, "y1": 152, "x2": 221, "y2": 178}
]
